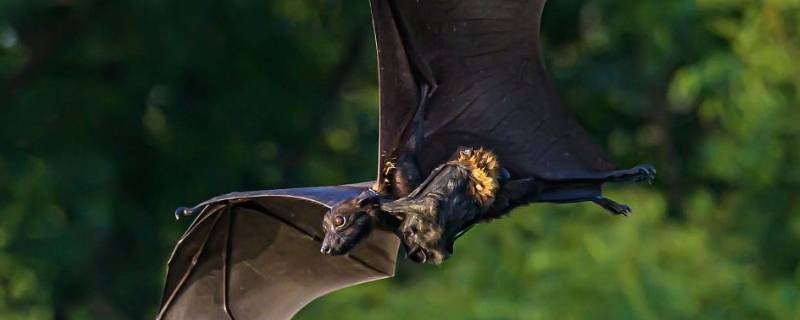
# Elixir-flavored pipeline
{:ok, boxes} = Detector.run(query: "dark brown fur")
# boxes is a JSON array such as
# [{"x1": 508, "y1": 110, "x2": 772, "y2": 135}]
[
  {"x1": 320, "y1": 190, "x2": 381, "y2": 255},
  {"x1": 381, "y1": 148, "x2": 502, "y2": 264}
]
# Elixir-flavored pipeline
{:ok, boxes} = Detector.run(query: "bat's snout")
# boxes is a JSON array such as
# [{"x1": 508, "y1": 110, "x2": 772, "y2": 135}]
[
  {"x1": 320, "y1": 244, "x2": 333, "y2": 255},
  {"x1": 320, "y1": 243, "x2": 345, "y2": 256},
  {"x1": 320, "y1": 235, "x2": 346, "y2": 256}
]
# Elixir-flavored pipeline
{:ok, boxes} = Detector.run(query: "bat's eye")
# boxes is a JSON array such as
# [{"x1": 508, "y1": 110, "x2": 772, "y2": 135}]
[{"x1": 333, "y1": 216, "x2": 347, "y2": 228}]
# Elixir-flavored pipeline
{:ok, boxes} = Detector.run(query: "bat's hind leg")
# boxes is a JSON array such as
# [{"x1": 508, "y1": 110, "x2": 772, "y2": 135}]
[
  {"x1": 593, "y1": 196, "x2": 632, "y2": 216},
  {"x1": 602, "y1": 164, "x2": 656, "y2": 184},
  {"x1": 391, "y1": 83, "x2": 433, "y2": 196},
  {"x1": 532, "y1": 164, "x2": 655, "y2": 216},
  {"x1": 591, "y1": 165, "x2": 655, "y2": 216},
  {"x1": 542, "y1": 164, "x2": 656, "y2": 185}
]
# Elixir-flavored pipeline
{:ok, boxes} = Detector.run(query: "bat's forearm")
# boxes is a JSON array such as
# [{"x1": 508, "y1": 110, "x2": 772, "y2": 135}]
[
  {"x1": 406, "y1": 82, "x2": 431, "y2": 154},
  {"x1": 389, "y1": 83, "x2": 433, "y2": 197},
  {"x1": 390, "y1": 152, "x2": 423, "y2": 197}
]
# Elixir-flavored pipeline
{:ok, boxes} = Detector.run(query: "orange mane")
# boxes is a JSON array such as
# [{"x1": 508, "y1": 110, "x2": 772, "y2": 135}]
[{"x1": 449, "y1": 148, "x2": 501, "y2": 207}]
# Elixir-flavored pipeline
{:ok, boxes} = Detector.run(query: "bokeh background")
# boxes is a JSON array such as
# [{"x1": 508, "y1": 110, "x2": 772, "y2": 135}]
[{"x1": 1, "y1": 0, "x2": 799, "y2": 319}]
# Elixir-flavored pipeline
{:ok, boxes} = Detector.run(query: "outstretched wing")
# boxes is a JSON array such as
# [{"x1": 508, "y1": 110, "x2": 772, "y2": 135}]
[
  {"x1": 373, "y1": 0, "x2": 616, "y2": 188},
  {"x1": 157, "y1": 183, "x2": 399, "y2": 320}
]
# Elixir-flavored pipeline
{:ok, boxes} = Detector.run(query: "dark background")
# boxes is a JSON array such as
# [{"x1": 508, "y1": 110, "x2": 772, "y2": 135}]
[{"x1": 1, "y1": 0, "x2": 799, "y2": 319}]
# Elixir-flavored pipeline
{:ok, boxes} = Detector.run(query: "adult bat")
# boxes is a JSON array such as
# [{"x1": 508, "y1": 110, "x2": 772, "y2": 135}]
[
  {"x1": 321, "y1": 0, "x2": 654, "y2": 263},
  {"x1": 158, "y1": 0, "x2": 654, "y2": 319}
]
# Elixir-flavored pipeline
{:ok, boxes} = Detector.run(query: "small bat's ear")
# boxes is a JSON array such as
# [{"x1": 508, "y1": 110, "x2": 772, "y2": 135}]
[
  {"x1": 357, "y1": 197, "x2": 378, "y2": 207},
  {"x1": 499, "y1": 167, "x2": 511, "y2": 182},
  {"x1": 355, "y1": 189, "x2": 380, "y2": 208},
  {"x1": 449, "y1": 146, "x2": 475, "y2": 160}
]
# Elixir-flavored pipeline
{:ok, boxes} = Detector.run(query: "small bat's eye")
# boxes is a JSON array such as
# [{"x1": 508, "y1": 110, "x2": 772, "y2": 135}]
[{"x1": 333, "y1": 216, "x2": 347, "y2": 228}]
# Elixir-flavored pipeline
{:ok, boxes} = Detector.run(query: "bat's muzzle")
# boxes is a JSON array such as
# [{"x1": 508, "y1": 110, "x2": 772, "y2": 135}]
[
  {"x1": 320, "y1": 243, "x2": 335, "y2": 255},
  {"x1": 320, "y1": 234, "x2": 347, "y2": 256},
  {"x1": 320, "y1": 243, "x2": 347, "y2": 256},
  {"x1": 403, "y1": 244, "x2": 428, "y2": 263}
]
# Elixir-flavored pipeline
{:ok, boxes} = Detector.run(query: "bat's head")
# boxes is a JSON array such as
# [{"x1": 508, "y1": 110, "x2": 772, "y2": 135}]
[{"x1": 320, "y1": 189, "x2": 380, "y2": 255}]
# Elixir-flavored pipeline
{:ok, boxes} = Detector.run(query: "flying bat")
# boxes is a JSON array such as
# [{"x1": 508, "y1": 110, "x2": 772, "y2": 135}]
[{"x1": 157, "y1": 0, "x2": 655, "y2": 319}]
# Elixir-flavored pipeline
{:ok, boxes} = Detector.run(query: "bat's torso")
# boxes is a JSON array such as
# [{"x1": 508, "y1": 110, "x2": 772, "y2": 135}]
[{"x1": 381, "y1": 148, "x2": 501, "y2": 264}]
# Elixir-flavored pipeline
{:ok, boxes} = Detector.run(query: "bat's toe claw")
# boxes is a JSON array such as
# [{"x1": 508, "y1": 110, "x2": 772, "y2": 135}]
[
  {"x1": 608, "y1": 203, "x2": 632, "y2": 216},
  {"x1": 619, "y1": 204, "x2": 632, "y2": 217},
  {"x1": 635, "y1": 164, "x2": 657, "y2": 183},
  {"x1": 594, "y1": 197, "x2": 633, "y2": 216}
]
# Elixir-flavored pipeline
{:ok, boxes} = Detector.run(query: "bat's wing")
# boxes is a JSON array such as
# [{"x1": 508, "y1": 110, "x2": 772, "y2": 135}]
[
  {"x1": 157, "y1": 183, "x2": 399, "y2": 320},
  {"x1": 372, "y1": 0, "x2": 647, "y2": 205},
  {"x1": 371, "y1": 0, "x2": 424, "y2": 191}
]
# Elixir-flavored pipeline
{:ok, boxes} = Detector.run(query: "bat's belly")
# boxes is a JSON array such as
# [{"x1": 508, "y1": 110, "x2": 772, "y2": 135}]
[{"x1": 382, "y1": 148, "x2": 502, "y2": 264}]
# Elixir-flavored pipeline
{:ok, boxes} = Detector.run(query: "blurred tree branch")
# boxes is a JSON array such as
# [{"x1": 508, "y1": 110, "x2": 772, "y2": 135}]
[{"x1": 651, "y1": 67, "x2": 685, "y2": 220}]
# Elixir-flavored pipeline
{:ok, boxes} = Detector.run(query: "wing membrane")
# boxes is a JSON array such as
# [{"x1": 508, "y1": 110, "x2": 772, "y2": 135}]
[
  {"x1": 158, "y1": 184, "x2": 400, "y2": 320},
  {"x1": 375, "y1": 0, "x2": 616, "y2": 182}
]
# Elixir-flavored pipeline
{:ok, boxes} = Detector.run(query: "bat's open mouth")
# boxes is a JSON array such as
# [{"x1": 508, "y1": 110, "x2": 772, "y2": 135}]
[{"x1": 405, "y1": 246, "x2": 428, "y2": 263}]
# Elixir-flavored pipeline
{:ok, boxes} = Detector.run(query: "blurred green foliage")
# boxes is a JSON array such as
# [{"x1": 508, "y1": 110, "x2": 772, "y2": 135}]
[{"x1": 1, "y1": 0, "x2": 798, "y2": 319}]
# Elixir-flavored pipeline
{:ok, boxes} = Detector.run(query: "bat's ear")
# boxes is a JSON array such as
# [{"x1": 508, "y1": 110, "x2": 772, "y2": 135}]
[
  {"x1": 449, "y1": 146, "x2": 474, "y2": 160},
  {"x1": 355, "y1": 189, "x2": 380, "y2": 208}
]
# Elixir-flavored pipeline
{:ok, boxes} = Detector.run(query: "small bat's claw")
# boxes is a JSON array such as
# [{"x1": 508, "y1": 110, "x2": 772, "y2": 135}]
[
  {"x1": 595, "y1": 197, "x2": 632, "y2": 217},
  {"x1": 620, "y1": 204, "x2": 632, "y2": 217},
  {"x1": 174, "y1": 207, "x2": 194, "y2": 220},
  {"x1": 427, "y1": 83, "x2": 439, "y2": 98},
  {"x1": 635, "y1": 164, "x2": 657, "y2": 184}
]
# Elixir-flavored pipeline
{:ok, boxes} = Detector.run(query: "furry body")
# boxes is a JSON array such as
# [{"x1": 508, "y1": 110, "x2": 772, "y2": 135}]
[{"x1": 381, "y1": 148, "x2": 501, "y2": 264}]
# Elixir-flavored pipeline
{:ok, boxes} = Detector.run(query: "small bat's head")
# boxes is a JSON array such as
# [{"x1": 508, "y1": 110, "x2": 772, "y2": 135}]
[{"x1": 320, "y1": 189, "x2": 380, "y2": 255}]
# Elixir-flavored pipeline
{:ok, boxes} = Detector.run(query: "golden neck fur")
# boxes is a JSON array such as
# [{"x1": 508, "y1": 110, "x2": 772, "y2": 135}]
[{"x1": 448, "y1": 148, "x2": 501, "y2": 207}]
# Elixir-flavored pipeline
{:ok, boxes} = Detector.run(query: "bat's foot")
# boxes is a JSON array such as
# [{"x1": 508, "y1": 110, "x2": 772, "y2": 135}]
[
  {"x1": 634, "y1": 164, "x2": 657, "y2": 184},
  {"x1": 593, "y1": 197, "x2": 632, "y2": 216},
  {"x1": 609, "y1": 164, "x2": 656, "y2": 184}
]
